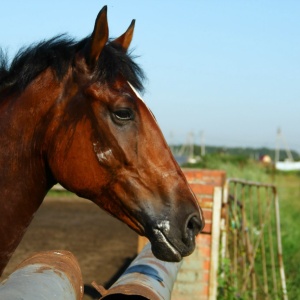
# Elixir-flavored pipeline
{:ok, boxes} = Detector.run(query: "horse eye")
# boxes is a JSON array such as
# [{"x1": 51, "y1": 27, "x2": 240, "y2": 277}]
[{"x1": 113, "y1": 109, "x2": 134, "y2": 121}]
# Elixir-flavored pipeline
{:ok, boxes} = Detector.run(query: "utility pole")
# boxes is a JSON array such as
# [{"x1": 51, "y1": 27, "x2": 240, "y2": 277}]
[
  {"x1": 188, "y1": 132, "x2": 194, "y2": 161},
  {"x1": 276, "y1": 128, "x2": 294, "y2": 162},
  {"x1": 275, "y1": 128, "x2": 280, "y2": 163},
  {"x1": 200, "y1": 131, "x2": 205, "y2": 157}
]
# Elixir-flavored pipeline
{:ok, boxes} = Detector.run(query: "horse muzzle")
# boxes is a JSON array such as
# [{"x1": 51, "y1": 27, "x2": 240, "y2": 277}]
[{"x1": 147, "y1": 212, "x2": 204, "y2": 262}]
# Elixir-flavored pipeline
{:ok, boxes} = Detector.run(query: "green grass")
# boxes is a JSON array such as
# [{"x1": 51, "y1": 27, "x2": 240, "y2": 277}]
[
  {"x1": 184, "y1": 154, "x2": 300, "y2": 299},
  {"x1": 274, "y1": 172, "x2": 300, "y2": 299}
]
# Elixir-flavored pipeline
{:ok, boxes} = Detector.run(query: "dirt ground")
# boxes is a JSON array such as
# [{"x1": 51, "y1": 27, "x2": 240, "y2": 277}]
[{"x1": 1, "y1": 195, "x2": 139, "y2": 299}]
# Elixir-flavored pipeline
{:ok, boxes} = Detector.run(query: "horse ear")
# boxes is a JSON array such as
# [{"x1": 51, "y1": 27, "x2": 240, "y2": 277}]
[
  {"x1": 112, "y1": 20, "x2": 135, "y2": 52},
  {"x1": 85, "y1": 6, "x2": 109, "y2": 67}
]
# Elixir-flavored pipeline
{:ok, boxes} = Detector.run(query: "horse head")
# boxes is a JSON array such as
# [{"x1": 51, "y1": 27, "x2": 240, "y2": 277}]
[{"x1": 46, "y1": 6, "x2": 204, "y2": 262}]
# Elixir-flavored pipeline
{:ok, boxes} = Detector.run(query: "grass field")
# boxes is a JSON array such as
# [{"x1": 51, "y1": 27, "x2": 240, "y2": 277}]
[
  {"x1": 184, "y1": 154, "x2": 300, "y2": 299},
  {"x1": 275, "y1": 172, "x2": 300, "y2": 299}
]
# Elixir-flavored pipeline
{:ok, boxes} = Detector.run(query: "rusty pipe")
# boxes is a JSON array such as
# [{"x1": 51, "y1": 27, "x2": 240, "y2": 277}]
[
  {"x1": 0, "y1": 250, "x2": 83, "y2": 300},
  {"x1": 93, "y1": 242, "x2": 182, "y2": 300}
]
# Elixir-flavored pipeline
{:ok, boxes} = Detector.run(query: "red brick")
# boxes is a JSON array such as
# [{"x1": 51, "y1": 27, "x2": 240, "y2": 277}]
[
  {"x1": 202, "y1": 222, "x2": 212, "y2": 233},
  {"x1": 200, "y1": 245, "x2": 211, "y2": 257},
  {"x1": 198, "y1": 201, "x2": 213, "y2": 210},
  {"x1": 201, "y1": 170, "x2": 226, "y2": 186},
  {"x1": 201, "y1": 270, "x2": 210, "y2": 282},
  {"x1": 176, "y1": 270, "x2": 199, "y2": 282},
  {"x1": 202, "y1": 259, "x2": 211, "y2": 271},
  {"x1": 181, "y1": 259, "x2": 203, "y2": 271},
  {"x1": 199, "y1": 196, "x2": 213, "y2": 203},
  {"x1": 202, "y1": 208, "x2": 212, "y2": 221},
  {"x1": 196, "y1": 233, "x2": 211, "y2": 245},
  {"x1": 172, "y1": 282, "x2": 203, "y2": 295},
  {"x1": 183, "y1": 169, "x2": 226, "y2": 186},
  {"x1": 190, "y1": 184, "x2": 215, "y2": 195},
  {"x1": 183, "y1": 169, "x2": 205, "y2": 180},
  {"x1": 201, "y1": 283, "x2": 210, "y2": 296}
]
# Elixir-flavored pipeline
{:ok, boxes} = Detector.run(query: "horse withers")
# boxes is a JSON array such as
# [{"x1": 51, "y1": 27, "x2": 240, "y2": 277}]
[{"x1": 0, "y1": 6, "x2": 204, "y2": 275}]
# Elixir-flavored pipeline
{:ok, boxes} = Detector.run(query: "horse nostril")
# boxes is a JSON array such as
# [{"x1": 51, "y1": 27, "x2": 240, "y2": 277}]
[{"x1": 186, "y1": 215, "x2": 202, "y2": 236}]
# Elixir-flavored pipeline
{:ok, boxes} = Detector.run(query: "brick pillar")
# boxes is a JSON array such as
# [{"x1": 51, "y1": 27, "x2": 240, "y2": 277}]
[
  {"x1": 137, "y1": 169, "x2": 226, "y2": 300},
  {"x1": 171, "y1": 169, "x2": 226, "y2": 300}
]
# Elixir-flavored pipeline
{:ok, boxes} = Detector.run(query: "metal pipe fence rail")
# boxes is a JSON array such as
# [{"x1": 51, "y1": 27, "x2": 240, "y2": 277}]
[
  {"x1": 93, "y1": 242, "x2": 181, "y2": 299},
  {"x1": 0, "y1": 244, "x2": 180, "y2": 300},
  {"x1": 0, "y1": 250, "x2": 83, "y2": 300},
  {"x1": 220, "y1": 178, "x2": 288, "y2": 300}
]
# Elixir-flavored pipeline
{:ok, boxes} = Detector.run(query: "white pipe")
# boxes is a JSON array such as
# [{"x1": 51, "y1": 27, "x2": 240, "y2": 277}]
[
  {"x1": 0, "y1": 250, "x2": 83, "y2": 300},
  {"x1": 93, "y1": 243, "x2": 182, "y2": 300}
]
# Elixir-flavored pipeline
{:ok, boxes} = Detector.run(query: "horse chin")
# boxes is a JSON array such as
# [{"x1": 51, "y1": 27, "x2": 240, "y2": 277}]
[{"x1": 148, "y1": 229, "x2": 183, "y2": 262}]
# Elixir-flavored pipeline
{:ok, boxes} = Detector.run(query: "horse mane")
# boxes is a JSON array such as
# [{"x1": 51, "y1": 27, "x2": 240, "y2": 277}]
[{"x1": 0, "y1": 35, "x2": 145, "y2": 96}]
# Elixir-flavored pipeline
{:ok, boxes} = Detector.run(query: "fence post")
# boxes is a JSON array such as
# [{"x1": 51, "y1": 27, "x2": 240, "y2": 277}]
[{"x1": 209, "y1": 187, "x2": 223, "y2": 300}]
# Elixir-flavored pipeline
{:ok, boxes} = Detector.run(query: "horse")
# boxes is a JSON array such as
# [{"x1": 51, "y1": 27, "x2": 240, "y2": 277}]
[{"x1": 0, "y1": 6, "x2": 204, "y2": 276}]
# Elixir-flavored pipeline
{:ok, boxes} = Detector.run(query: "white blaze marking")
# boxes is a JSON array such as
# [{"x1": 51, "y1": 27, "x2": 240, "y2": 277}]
[
  {"x1": 127, "y1": 81, "x2": 144, "y2": 102},
  {"x1": 127, "y1": 81, "x2": 159, "y2": 125}
]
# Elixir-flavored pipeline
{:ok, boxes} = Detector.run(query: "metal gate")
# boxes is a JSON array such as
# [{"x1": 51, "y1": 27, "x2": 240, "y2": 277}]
[{"x1": 219, "y1": 179, "x2": 288, "y2": 300}]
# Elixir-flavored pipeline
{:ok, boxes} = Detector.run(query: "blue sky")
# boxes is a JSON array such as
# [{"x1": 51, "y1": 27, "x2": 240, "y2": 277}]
[{"x1": 1, "y1": 1, "x2": 299, "y2": 152}]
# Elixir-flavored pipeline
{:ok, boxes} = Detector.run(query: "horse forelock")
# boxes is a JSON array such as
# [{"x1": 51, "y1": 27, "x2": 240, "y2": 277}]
[{"x1": 0, "y1": 35, "x2": 145, "y2": 98}]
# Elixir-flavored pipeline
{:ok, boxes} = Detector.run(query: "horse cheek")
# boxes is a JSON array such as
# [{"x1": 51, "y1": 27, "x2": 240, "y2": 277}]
[{"x1": 48, "y1": 121, "x2": 110, "y2": 197}]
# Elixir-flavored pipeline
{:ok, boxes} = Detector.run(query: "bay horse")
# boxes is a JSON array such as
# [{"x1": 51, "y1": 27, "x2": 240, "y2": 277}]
[{"x1": 0, "y1": 6, "x2": 204, "y2": 276}]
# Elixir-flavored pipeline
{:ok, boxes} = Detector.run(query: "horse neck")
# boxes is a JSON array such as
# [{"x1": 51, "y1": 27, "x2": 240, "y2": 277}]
[{"x1": 0, "y1": 69, "x2": 64, "y2": 275}]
